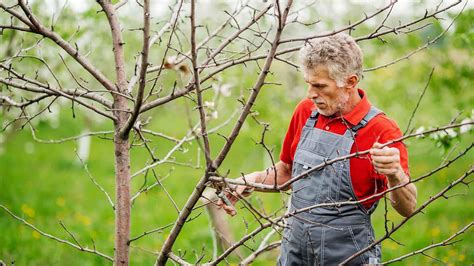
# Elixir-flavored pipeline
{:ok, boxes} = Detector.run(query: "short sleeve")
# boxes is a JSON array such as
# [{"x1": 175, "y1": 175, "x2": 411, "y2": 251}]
[
  {"x1": 280, "y1": 107, "x2": 299, "y2": 165},
  {"x1": 279, "y1": 99, "x2": 313, "y2": 165}
]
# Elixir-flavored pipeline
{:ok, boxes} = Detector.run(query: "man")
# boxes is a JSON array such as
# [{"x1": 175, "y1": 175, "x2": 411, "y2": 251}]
[{"x1": 220, "y1": 33, "x2": 417, "y2": 265}]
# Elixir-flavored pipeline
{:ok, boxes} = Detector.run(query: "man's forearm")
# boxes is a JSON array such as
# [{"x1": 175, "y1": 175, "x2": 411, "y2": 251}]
[
  {"x1": 388, "y1": 170, "x2": 417, "y2": 217},
  {"x1": 252, "y1": 161, "x2": 292, "y2": 189},
  {"x1": 221, "y1": 161, "x2": 292, "y2": 215}
]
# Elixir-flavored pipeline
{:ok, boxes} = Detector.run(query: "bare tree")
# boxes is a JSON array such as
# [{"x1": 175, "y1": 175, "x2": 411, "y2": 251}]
[{"x1": 0, "y1": 0, "x2": 472, "y2": 265}]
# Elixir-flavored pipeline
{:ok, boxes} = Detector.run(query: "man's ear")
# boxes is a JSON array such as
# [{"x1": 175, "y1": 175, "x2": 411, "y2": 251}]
[{"x1": 345, "y1": 75, "x2": 358, "y2": 90}]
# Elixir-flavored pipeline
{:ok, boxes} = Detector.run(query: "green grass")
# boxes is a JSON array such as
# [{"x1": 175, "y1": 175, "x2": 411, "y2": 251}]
[{"x1": 1, "y1": 99, "x2": 472, "y2": 265}]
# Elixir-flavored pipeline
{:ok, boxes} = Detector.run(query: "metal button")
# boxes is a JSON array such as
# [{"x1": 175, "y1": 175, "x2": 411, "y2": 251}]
[{"x1": 325, "y1": 126, "x2": 330, "y2": 130}]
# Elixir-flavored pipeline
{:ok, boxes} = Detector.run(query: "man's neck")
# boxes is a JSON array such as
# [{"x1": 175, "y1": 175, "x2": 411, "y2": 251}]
[{"x1": 340, "y1": 88, "x2": 362, "y2": 115}]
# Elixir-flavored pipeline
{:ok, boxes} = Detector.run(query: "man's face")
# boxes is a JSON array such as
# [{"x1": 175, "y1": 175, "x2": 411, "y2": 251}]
[{"x1": 304, "y1": 66, "x2": 349, "y2": 116}]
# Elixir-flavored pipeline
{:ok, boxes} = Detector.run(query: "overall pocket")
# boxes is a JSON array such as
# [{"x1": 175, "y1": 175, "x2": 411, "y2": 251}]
[
  {"x1": 292, "y1": 151, "x2": 326, "y2": 204},
  {"x1": 309, "y1": 224, "x2": 370, "y2": 266}
]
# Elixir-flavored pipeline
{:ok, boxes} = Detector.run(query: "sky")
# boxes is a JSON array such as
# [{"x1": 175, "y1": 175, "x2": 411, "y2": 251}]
[
  {"x1": 26, "y1": 0, "x2": 469, "y2": 35},
  {"x1": 40, "y1": 0, "x2": 471, "y2": 18}
]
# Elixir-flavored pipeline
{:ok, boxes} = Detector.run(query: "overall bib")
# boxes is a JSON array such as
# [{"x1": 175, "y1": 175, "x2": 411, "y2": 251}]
[{"x1": 278, "y1": 107, "x2": 382, "y2": 266}]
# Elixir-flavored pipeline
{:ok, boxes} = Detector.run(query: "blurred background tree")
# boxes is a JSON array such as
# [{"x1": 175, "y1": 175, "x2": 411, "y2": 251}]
[{"x1": 0, "y1": 0, "x2": 472, "y2": 265}]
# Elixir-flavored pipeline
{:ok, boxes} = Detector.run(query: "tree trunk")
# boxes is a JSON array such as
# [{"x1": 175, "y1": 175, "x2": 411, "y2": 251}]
[{"x1": 113, "y1": 97, "x2": 131, "y2": 265}]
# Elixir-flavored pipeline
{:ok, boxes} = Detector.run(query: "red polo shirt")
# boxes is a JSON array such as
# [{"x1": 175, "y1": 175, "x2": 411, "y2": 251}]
[{"x1": 280, "y1": 89, "x2": 409, "y2": 209}]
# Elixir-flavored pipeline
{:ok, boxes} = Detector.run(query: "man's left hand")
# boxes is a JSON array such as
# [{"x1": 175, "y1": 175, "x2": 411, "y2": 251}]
[{"x1": 369, "y1": 142, "x2": 404, "y2": 184}]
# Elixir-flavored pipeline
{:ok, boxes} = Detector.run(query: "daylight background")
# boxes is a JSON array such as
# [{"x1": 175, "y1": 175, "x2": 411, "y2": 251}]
[{"x1": 0, "y1": 0, "x2": 473, "y2": 265}]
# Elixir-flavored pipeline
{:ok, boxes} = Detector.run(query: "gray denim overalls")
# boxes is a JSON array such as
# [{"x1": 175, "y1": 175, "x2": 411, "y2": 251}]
[{"x1": 278, "y1": 106, "x2": 382, "y2": 266}]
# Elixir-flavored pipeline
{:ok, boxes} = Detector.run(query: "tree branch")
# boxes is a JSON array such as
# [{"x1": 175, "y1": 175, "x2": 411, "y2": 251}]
[
  {"x1": 341, "y1": 166, "x2": 473, "y2": 264},
  {"x1": 154, "y1": 1, "x2": 294, "y2": 265},
  {"x1": 0, "y1": 77, "x2": 116, "y2": 121},
  {"x1": 404, "y1": 67, "x2": 434, "y2": 134},
  {"x1": 120, "y1": 0, "x2": 150, "y2": 137},
  {"x1": 76, "y1": 151, "x2": 115, "y2": 210},
  {"x1": 10, "y1": 0, "x2": 116, "y2": 92},
  {"x1": 279, "y1": 0, "x2": 397, "y2": 44},
  {"x1": 364, "y1": 1, "x2": 466, "y2": 73},
  {"x1": 383, "y1": 222, "x2": 473, "y2": 264},
  {"x1": 0, "y1": 204, "x2": 113, "y2": 261},
  {"x1": 190, "y1": 0, "x2": 212, "y2": 168},
  {"x1": 355, "y1": 0, "x2": 462, "y2": 42}
]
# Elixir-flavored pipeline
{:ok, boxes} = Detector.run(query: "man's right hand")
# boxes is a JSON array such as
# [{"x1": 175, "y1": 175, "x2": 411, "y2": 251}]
[{"x1": 217, "y1": 173, "x2": 258, "y2": 216}]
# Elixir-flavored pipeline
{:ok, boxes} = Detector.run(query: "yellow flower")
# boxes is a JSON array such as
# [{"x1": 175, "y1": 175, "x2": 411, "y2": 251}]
[
  {"x1": 458, "y1": 254, "x2": 465, "y2": 261},
  {"x1": 21, "y1": 204, "x2": 35, "y2": 218},
  {"x1": 431, "y1": 227, "x2": 440, "y2": 237},
  {"x1": 56, "y1": 212, "x2": 65, "y2": 220},
  {"x1": 448, "y1": 249, "x2": 457, "y2": 257},
  {"x1": 74, "y1": 213, "x2": 92, "y2": 226},
  {"x1": 56, "y1": 197, "x2": 66, "y2": 207},
  {"x1": 384, "y1": 240, "x2": 397, "y2": 250},
  {"x1": 32, "y1": 231, "x2": 41, "y2": 239},
  {"x1": 449, "y1": 222, "x2": 459, "y2": 232}
]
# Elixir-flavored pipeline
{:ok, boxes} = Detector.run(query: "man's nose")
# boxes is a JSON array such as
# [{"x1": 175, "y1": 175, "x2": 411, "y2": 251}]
[{"x1": 307, "y1": 88, "x2": 318, "y2": 99}]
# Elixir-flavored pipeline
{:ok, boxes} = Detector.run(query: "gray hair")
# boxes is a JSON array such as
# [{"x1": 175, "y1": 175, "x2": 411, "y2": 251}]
[{"x1": 299, "y1": 33, "x2": 363, "y2": 87}]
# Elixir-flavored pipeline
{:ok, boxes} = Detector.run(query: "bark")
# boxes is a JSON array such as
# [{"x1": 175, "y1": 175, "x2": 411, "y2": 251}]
[
  {"x1": 97, "y1": 1, "x2": 132, "y2": 264},
  {"x1": 113, "y1": 102, "x2": 132, "y2": 265}
]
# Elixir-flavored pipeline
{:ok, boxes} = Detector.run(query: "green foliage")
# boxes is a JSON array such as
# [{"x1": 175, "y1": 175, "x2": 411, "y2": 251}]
[
  {"x1": 1, "y1": 1, "x2": 473, "y2": 265},
  {"x1": 452, "y1": 9, "x2": 474, "y2": 48}
]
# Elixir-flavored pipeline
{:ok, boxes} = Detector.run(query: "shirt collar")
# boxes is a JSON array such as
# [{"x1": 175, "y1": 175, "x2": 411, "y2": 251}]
[{"x1": 342, "y1": 89, "x2": 371, "y2": 126}]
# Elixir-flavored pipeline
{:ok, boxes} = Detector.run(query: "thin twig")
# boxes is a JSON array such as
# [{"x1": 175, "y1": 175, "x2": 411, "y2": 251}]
[
  {"x1": 404, "y1": 67, "x2": 434, "y2": 134},
  {"x1": 0, "y1": 204, "x2": 113, "y2": 261},
  {"x1": 383, "y1": 222, "x2": 473, "y2": 264},
  {"x1": 190, "y1": 0, "x2": 212, "y2": 168},
  {"x1": 128, "y1": 223, "x2": 174, "y2": 243},
  {"x1": 120, "y1": 0, "x2": 150, "y2": 137},
  {"x1": 340, "y1": 167, "x2": 473, "y2": 264},
  {"x1": 75, "y1": 150, "x2": 115, "y2": 210}
]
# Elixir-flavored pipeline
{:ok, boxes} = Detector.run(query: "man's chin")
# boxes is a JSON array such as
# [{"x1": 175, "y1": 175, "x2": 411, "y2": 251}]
[{"x1": 316, "y1": 108, "x2": 335, "y2": 116}]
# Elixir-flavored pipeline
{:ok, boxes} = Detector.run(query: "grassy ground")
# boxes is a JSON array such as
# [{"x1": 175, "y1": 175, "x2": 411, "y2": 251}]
[
  {"x1": 1, "y1": 30, "x2": 473, "y2": 266},
  {"x1": 1, "y1": 93, "x2": 472, "y2": 265}
]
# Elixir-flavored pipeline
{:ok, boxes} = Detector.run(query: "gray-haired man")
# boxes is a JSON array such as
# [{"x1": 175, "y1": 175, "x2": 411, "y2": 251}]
[{"x1": 220, "y1": 33, "x2": 417, "y2": 265}]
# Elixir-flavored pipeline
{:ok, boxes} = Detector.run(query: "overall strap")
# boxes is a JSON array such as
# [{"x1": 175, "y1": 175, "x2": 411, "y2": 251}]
[
  {"x1": 304, "y1": 110, "x2": 319, "y2": 128},
  {"x1": 344, "y1": 106, "x2": 383, "y2": 137}
]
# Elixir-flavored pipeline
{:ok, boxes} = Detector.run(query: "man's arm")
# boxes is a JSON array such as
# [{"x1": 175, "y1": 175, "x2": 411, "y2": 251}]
[
  {"x1": 250, "y1": 161, "x2": 293, "y2": 187},
  {"x1": 220, "y1": 161, "x2": 292, "y2": 216},
  {"x1": 370, "y1": 142, "x2": 417, "y2": 217}
]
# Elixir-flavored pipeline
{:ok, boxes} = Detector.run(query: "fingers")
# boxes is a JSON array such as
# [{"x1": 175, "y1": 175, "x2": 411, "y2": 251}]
[
  {"x1": 223, "y1": 205, "x2": 237, "y2": 216},
  {"x1": 226, "y1": 190, "x2": 241, "y2": 205},
  {"x1": 370, "y1": 143, "x2": 400, "y2": 165},
  {"x1": 216, "y1": 198, "x2": 237, "y2": 216},
  {"x1": 216, "y1": 187, "x2": 247, "y2": 216},
  {"x1": 228, "y1": 184, "x2": 252, "y2": 202},
  {"x1": 371, "y1": 152, "x2": 399, "y2": 163},
  {"x1": 372, "y1": 142, "x2": 383, "y2": 149},
  {"x1": 370, "y1": 142, "x2": 402, "y2": 177},
  {"x1": 216, "y1": 180, "x2": 255, "y2": 216},
  {"x1": 372, "y1": 165, "x2": 400, "y2": 175},
  {"x1": 235, "y1": 185, "x2": 248, "y2": 197},
  {"x1": 372, "y1": 160, "x2": 399, "y2": 170},
  {"x1": 371, "y1": 156, "x2": 400, "y2": 173},
  {"x1": 370, "y1": 142, "x2": 399, "y2": 156}
]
